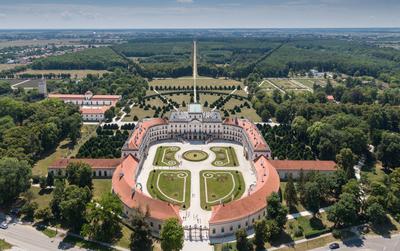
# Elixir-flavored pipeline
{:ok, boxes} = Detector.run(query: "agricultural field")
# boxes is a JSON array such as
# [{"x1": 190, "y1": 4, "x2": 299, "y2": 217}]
[
  {"x1": 200, "y1": 170, "x2": 245, "y2": 210},
  {"x1": 17, "y1": 69, "x2": 109, "y2": 79},
  {"x1": 210, "y1": 146, "x2": 239, "y2": 167},
  {"x1": 0, "y1": 39, "x2": 82, "y2": 49},
  {"x1": 0, "y1": 63, "x2": 25, "y2": 71},
  {"x1": 153, "y1": 146, "x2": 180, "y2": 166},
  {"x1": 147, "y1": 169, "x2": 191, "y2": 209}
]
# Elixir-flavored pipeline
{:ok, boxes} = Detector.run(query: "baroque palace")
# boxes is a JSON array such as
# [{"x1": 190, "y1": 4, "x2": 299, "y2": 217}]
[
  {"x1": 110, "y1": 103, "x2": 336, "y2": 239},
  {"x1": 49, "y1": 41, "x2": 336, "y2": 241}
]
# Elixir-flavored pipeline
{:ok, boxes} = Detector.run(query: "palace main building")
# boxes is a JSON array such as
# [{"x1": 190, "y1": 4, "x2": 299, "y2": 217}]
[{"x1": 110, "y1": 103, "x2": 336, "y2": 239}]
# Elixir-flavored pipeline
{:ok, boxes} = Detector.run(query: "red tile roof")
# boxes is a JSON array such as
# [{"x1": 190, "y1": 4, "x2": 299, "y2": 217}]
[
  {"x1": 223, "y1": 118, "x2": 269, "y2": 151},
  {"x1": 326, "y1": 95, "x2": 335, "y2": 101},
  {"x1": 209, "y1": 156, "x2": 280, "y2": 224},
  {"x1": 128, "y1": 118, "x2": 168, "y2": 150},
  {"x1": 268, "y1": 160, "x2": 337, "y2": 171},
  {"x1": 48, "y1": 93, "x2": 121, "y2": 101},
  {"x1": 49, "y1": 158, "x2": 121, "y2": 169},
  {"x1": 80, "y1": 106, "x2": 110, "y2": 114},
  {"x1": 112, "y1": 155, "x2": 181, "y2": 221}
]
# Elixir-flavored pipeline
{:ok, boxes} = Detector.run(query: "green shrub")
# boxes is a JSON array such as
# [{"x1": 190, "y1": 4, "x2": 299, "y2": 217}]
[{"x1": 304, "y1": 228, "x2": 330, "y2": 239}]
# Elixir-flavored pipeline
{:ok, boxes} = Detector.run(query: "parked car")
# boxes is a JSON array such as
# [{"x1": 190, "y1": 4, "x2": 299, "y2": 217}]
[
  {"x1": 0, "y1": 222, "x2": 8, "y2": 229},
  {"x1": 329, "y1": 242, "x2": 340, "y2": 249},
  {"x1": 10, "y1": 208, "x2": 20, "y2": 216}
]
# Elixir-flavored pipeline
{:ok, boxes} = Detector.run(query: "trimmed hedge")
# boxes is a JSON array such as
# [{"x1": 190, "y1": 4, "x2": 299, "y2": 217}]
[{"x1": 304, "y1": 228, "x2": 331, "y2": 239}]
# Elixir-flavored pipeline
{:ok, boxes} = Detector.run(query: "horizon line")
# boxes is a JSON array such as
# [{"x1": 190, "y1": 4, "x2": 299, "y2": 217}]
[{"x1": 0, "y1": 27, "x2": 400, "y2": 31}]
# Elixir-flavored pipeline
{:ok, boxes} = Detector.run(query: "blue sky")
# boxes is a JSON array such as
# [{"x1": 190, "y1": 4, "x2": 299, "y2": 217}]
[{"x1": 0, "y1": 0, "x2": 399, "y2": 29}]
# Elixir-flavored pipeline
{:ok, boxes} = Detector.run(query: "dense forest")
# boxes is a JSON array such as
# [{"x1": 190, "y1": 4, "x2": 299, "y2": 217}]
[
  {"x1": 47, "y1": 69, "x2": 148, "y2": 103},
  {"x1": 0, "y1": 98, "x2": 82, "y2": 164},
  {"x1": 31, "y1": 47, "x2": 128, "y2": 70},
  {"x1": 111, "y1": 37, "x2": 400, "y2": 84},
  {"x1": 248, "y1": 73, "x2": 400, "y2": 170}
]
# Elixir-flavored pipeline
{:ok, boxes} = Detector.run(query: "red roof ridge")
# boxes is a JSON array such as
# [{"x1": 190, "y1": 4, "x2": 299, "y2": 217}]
[{"x1": 209, "y1": 155, "x2": 280, "y2": 224}]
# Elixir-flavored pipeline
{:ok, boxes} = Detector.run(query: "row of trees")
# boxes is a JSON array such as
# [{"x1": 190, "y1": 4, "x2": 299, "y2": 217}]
[{"x1": 151, "y1": 84, "x2": 240, "y2": 91}]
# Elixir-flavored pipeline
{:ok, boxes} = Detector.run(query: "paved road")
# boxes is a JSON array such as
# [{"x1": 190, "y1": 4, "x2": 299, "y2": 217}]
[
  {"x1": 0, "y1": 224, "x2": 82, "y2": 251},
  {"x1": 312, "y1": 234, "x2": 400, "y2": 251}
]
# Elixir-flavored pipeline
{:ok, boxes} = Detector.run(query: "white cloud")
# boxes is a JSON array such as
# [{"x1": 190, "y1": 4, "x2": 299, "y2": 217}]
[{"x1": 176, "y1": 0, "x2": 193, "y2": 3}]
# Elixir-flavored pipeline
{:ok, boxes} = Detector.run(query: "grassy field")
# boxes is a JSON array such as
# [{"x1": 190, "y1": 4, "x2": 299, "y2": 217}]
[
  {"x1": 147, "y1": 170, "x2": 191, "y2": 209},
  {"x1": 292, "y1": 78, "x2": 340, "y2": 88},
  {"x1": 182, "y1": 150, "x2": 209, "y2": 162},
  {"x1": 38, "y1": 226, "x2": 57, "y2": 238},
  {"x1": 264, "y1": 78, "x2": 310, "y2": 93},
  {"x1": 28, "y1": 186, "x2": 53, "y2": 209},
  {"x1": 92, "y1": 179, "x2": 112, "y2": 200},
  {"x1": 18, "y1": 69, "x2": 109, "y2": 79},
  {"x1": 210, "y1": 146, "x2": 239, "y2": 167},
  {"x1": 32, "y1": 125, "x2": 97, "y2": 176},
  {"x1": 62, "y1": 235, "x2": 114, "y2": 251},
  {"x1": 286, "y1": 213, "x2": 333, "y2": 241},
  {"x1": 122, "y1": 105, "x2": 155, "y2": 121},
  {"x1": 0, "y1": 39, "x2": 81, "y2": 49},
  {"x1": 153, "y1": 146, "x2": 180, "y2": 166},
  {"x1": 273, "y1": 235, "x2": 336, "y2": 251},
  {"x1": 0, "y1": 64, "x2": 25, "y2": 71},
  {"x1": 200, "y1": 170, "x2": 245, "y2": 210},
  {"x1": 0, "y1": 239, "x2": 12, "y2": 250},
  {"x1": 28, "y1": 178, "x2": 111, "y2": 210}
]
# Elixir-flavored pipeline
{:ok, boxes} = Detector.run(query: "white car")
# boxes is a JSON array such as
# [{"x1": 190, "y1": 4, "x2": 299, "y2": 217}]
[{"x1": 0, "y1": 222, "x2": 8, "y2": 229}]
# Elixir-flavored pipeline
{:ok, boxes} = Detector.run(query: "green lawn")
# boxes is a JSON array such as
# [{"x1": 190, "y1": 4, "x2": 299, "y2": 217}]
[
  {"x1": 0, "y1": 239, "x2": 12, "y2": 250},
  {"x1": 362, "y1": 162, "x2": 388, "y2": 184},
  {"x1": 28, "y1": 179, "x2": 111, "y2": 210},
  {"x1": 32, "y1": 125, "x2": 97, "y2": 176},
  {"x1": 147, "y1": 170, "x2": 191, "y2": 209},
  {"x1": 273, "y1": 235, "x2": 337, "y2": 251},
  {"x1": 210, "y1": 146, "x2": 239, "y2": 167},
  {"x1": 153, "y1": 146, "x2": 180, "y2": 166},
  {"x1": 92, "y1": 179, "x2": 112, "y2": 200},
  {"x1": 200, "y1": 170, "x2": 245, "y2": 210},
  {"x1": 285, "y1": 213, "x2": 333, "y2": 241},
  {"x1": 37, "y1": 226, "x2": 57, "y2": 238},
  {"x1": 182, "y1": 150, "x2": 209, "y2": 162},
  {"x1": 28, "y1": 186, "x2": 53, "y2": 209},
  {"x1": 62, "y1": 235, "x2": 114, "y2": 251},
  {"x1": 114, "y1": 224, "x2": 133, "y2": 249}
]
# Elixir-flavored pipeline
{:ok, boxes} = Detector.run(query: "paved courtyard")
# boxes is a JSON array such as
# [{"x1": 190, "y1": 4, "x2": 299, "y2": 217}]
[{"x1": 136, "y1": 141, "x2": 257, "y2": 241}]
